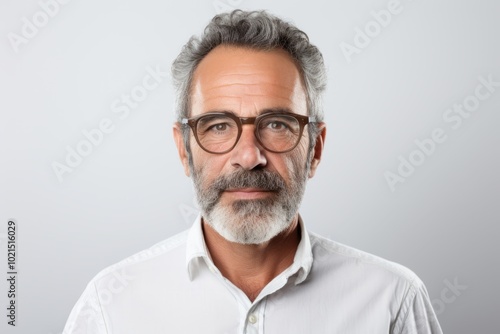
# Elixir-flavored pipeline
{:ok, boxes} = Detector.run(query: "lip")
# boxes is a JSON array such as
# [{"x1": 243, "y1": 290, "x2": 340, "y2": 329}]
[{"x1": 223, "y1": 188, "x2": 273, "y2": 199}]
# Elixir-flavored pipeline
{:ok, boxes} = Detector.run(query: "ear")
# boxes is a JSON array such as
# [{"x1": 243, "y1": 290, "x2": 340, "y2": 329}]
[
  {"x1": 173, "y1": 123, "x2": 191, "y2": 177},
  {"x1": 308, "y1": 122, "x2": 326, "y2": 178}
]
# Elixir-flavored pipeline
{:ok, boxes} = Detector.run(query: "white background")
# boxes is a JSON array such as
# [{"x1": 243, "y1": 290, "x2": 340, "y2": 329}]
[{"x1": 0, "y1": 0, "x2": 499, "y2": 333}]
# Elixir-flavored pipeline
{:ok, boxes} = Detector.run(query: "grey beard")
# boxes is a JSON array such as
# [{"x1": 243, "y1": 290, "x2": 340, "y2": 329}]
[{"x1": 191, "y1": 161, "x2": 309, "y2": 244}]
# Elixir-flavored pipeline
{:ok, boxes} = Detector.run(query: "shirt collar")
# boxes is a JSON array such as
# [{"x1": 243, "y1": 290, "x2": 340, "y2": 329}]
[
  {"x1": 185, "y1": 214, "x2": 211, "y2": 280},
  {"x1": 291, "y1": 214, "x2": 314, "y2": 284},
  {"x1": 186, "y1": 214, "x2": 314, "y2": 285}
]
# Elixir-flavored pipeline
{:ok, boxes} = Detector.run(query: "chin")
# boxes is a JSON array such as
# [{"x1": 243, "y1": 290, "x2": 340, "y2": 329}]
[{"x1": 205, "y1": 205, "x2": 293, "y2": 245}]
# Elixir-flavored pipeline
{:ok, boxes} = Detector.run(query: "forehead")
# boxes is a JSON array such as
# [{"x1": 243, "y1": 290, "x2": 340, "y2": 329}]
[{"x1": 190, "y1": 45, "x2": 307, "y2": 117}]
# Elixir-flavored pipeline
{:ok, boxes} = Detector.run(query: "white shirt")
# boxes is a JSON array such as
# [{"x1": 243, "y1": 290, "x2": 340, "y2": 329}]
[{"x1": 63, "y1": 216, "x2": 442, "y2": 334}]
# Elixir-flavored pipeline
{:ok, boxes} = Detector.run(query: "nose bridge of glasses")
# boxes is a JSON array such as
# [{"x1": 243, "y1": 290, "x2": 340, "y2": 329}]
[
  {"x1": 236, "y1": 116, "x2": 260, "y2": 144},
  {"x1": 237, "y1": 116, "x2": 260, "y2": 141},
  {"x1": 232, "y1": 116, "x2": 271, "y2": 155},
  {"x1": 239, "y1": 116, "x2": 257, "y2": 126}
]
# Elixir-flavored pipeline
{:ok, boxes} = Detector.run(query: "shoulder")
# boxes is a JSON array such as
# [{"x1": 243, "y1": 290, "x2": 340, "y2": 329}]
[
  {"x1": 303, "y1": 232, "x2": 442, "y2": 333},
  {"x1": 89, "y1": 229, "x2": 189, "y2": 286},
  {"x1": 63, "y1": 230, "x2": 190, "y2": 333},
  {"x1": 308, "y1": 231, "x2": 424, "y2": 289}
]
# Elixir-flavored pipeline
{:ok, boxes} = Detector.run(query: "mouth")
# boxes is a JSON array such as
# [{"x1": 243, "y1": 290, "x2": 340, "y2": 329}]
[{"x1": 223, "y1": 188, "x2": 275, "y2": 200}]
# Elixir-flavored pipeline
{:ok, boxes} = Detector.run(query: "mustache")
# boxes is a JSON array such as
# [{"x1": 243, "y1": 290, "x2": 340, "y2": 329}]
[{"x1": 210, "y1": 169, "x2": 286, "y2": 194}]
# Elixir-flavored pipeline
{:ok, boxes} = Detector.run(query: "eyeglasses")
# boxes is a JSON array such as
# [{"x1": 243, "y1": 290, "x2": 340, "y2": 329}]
[{"x1": 181, "y1": 111, "x2": 316, "y2": 154}]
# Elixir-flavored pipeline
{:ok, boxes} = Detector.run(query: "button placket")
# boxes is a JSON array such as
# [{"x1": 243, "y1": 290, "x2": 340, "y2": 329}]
[{"x1": 248, "y1": 313, "x2": 258, "y2": 324}]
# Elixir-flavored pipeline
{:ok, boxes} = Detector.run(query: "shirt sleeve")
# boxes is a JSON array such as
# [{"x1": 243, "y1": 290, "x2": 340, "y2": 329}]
[
  {"x1": 393, "y1": 278, "x2": 443, "y2": 334},
  {"x1": 63, "y1": 281, "x2": 108, "y2": 334}
]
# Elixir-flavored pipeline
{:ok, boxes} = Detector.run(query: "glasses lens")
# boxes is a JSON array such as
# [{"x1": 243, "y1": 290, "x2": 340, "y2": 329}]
[
  {"x1": 196, "y1": 114, "x2": 238, "y2": 153},
  {"x1": 258, "y1": 114, "x2": 301, "y2": 152}
]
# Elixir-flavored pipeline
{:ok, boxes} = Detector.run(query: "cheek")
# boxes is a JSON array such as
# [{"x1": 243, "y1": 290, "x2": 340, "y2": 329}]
[
  {"x1": 291, "y1": 135, "x2": 311, "y2": 166},
  {"x1": 278, "y1": 147, "x2": 309, "y2": 184},
  {"x1": 191, "y1": 149, "x2": 229, "y2": 180},
  {"x1": 297, "y1": 137, "x2": 310, "y2": 157}
]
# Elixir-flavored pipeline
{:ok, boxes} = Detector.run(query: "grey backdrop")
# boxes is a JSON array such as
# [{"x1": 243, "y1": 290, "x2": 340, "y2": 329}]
[{"x1": 1, "y1": 0, "x2": 499, "y2": 333}]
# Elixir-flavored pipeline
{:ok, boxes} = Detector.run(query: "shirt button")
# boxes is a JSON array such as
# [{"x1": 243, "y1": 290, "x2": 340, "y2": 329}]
[{"x1": 248, "y1": 314, "x2": 258, "y2": 324}]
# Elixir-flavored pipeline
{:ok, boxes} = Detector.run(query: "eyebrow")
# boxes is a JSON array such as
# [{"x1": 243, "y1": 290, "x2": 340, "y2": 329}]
[
  {"x1": 260, "y1": 107, "x2": 294, "y2": 115},
  {"x1": 204, "y1": 107, "x2": 295, "y2": 116}
]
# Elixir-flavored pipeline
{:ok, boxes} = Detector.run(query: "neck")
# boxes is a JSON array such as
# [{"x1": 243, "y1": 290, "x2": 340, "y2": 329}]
[{"x1": 202, "y1": 216, "x2": 301, "y2": 302}]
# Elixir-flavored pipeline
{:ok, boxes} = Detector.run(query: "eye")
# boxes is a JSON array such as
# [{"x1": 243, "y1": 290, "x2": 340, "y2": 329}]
[
  {"x1": 268, "y1": 121, "x2": 288, "y2": 130},
  {"x1": 261, "y1": 119, "x2": 293, "y2": 132},
  {"x1": 197, "y1": 115, "x2": 235, "y2": 134},
  {"x1": 208, "y1": 123, "x2": 230, "y2": 132},
  {"x1": 210, "y1": 123, "x2": 228, "y2": 131}
]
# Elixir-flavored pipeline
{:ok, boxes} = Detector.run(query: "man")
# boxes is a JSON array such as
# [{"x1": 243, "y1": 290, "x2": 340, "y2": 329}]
[{"x1": 64, "y1": 10, "x2": 442, "y2": 333}]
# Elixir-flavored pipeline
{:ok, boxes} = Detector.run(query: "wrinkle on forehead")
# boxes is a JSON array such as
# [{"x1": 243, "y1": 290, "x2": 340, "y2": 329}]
[{"x1": 190, "y1": 45, "x2": 307, "y2": 116}]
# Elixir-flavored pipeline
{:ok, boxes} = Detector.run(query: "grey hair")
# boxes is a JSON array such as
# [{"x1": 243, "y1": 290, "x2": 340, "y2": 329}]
[{"x1": 171, "y1": 9, "x2": 327, "y2": 153}]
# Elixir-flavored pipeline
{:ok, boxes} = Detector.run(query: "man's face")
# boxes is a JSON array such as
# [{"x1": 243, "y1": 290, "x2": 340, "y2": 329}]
[{"x1": 174, "y1": 45, "x2": 324, "y2": 244}]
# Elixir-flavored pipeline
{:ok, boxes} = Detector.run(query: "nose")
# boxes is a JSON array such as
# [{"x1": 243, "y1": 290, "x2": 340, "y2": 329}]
[{"x1": 229, "y1": 125, "x2": 267, "y2": 170}]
